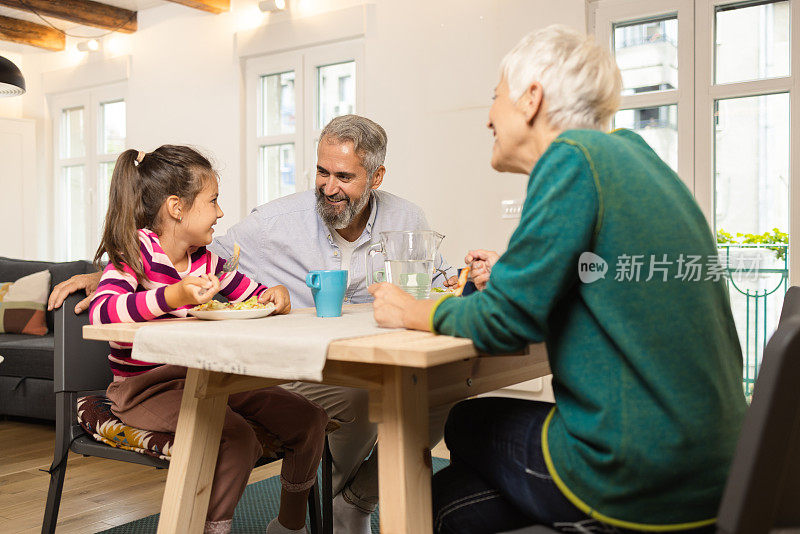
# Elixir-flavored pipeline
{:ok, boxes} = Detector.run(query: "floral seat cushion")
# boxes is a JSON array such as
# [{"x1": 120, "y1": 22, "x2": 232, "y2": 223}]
[{"x1": 76, "y1": 395, "x2": 287, "y2": 462}]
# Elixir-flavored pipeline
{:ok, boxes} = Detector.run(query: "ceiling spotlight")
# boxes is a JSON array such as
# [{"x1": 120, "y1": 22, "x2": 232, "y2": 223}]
[
  {"x1": 77, "y1": 39, "x2": 101, "y2": 52},
  {"x1": 258, "y1": 0, "x2": 286, "y2": 12}
]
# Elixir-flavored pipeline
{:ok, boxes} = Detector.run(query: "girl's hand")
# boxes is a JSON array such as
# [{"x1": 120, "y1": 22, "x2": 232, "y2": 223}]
[
  {"x1": 167, "y1": 274, "x2": 220, "y2": 308},
  {"x1": 259, "y1": 285, "x2": 291, "y2": 315},
  {"x1": 464, "y1": 249, "x2": 500, "y2": 291}
]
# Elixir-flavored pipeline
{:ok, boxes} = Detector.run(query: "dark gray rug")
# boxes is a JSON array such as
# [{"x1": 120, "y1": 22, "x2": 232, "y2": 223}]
[{"x1": 98, "y1": 457, "x2": 449, "y2": 533}]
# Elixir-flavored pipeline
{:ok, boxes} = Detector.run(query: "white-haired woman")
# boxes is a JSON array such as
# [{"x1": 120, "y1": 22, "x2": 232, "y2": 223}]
[{"x1": 369, "y1": 25, "x2": 745, "y2": 533}]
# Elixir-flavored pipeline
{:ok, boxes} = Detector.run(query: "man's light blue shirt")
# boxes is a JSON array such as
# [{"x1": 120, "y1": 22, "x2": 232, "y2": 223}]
[{"x1": 210, "y1": 190, "x2": 455, "y2": 308}]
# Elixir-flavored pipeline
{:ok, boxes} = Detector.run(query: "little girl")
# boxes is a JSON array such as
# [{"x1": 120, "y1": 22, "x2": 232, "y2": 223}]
[{"x1": 90, "y1": 145, "x2": 328, "y2": 534}]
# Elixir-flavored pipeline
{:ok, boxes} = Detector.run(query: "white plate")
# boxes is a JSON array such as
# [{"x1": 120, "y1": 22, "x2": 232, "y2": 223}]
[{"x1": 188, "y1": 303, "x2": 276, "y2": 321}]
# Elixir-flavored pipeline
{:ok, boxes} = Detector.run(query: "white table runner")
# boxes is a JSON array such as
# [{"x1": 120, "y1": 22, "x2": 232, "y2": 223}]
[{"x1": 132, "y1": 307, "x2": 394, "y2": 381}]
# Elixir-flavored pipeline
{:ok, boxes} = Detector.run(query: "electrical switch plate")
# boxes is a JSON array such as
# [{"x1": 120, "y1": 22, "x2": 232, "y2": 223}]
[{"x1": 501, "y1": 199, "x2": 523, "y2": 219}]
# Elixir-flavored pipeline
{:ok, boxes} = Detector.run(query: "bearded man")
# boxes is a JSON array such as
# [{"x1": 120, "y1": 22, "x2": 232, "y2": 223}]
[{"x1": 213, "y1": 114, "x2": 457, "y2": 533}]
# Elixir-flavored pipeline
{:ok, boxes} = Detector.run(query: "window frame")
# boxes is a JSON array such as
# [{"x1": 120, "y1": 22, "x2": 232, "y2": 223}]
[
  {"x1": 50, "y1": 83, "x2": 127, "y2": 261},
  {"x1": 244, "y1": 40, "x2": 364, "y2": 212},
  {"x1": 246, "y1": 51, "x2": 304, "y2": 208},
  {"x1": 592, "y1": 0, "x2": 800, "y2": 284}
]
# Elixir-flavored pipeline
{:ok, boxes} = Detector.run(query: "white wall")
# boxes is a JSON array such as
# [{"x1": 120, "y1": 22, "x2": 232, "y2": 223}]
[
  {"x1": 0, "y1": 117, "x2": 35, "y2": 258},
  {"x1": 2, "y1": 0, "x2": 586, "y2": 263},
  {"x1": 361, "y1": 0, "x2": 586, "y2": 264}
]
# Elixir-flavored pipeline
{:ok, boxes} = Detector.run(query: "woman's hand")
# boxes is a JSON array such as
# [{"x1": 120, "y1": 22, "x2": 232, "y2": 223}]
[
  {"x1": 369, "y1": 282, "x2": 436, "y2": 331},
  {"x1": 166, "y1": 274, "x2": 220, "y2": 308},
  {"x1": 465, "y1": 249, "x2": 500, "y2": 291},
  {"x1": 259, "y1": 285, "x2": 291, "y2": 315},
  {"x1": 369, "y1": 282, "x2": 416, "y2": 328}
]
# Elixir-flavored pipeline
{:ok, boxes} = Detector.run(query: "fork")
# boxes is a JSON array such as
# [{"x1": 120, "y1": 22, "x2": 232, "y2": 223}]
[
  {"x1": 221, "y1": 243, "x2": 241, "y2": 274},
  {"x1": 199, "y1": 243, "x2": 240, "y2": 296}
]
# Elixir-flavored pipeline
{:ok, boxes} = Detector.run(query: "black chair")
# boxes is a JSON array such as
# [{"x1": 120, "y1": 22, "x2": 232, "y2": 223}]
[
  {"x1": 715, "y1": 284, "x2": 800, "y2": 533},
  {"x1": 42, "y1": 293, "x2": 333, "y2": 534},
  {"x1": 501, "y1": 286, "x2": 800, "y2": 534}
]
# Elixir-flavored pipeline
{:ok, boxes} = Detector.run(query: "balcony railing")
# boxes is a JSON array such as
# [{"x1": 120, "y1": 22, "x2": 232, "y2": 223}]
[
  {"x1": 717, "y1": 244, "x2": 789, "y2": 402},
  {"x1": 616, "y1": 32, "x2": 678, "y2": 49},
  {"x1": 632, "y1": 117, "x2": 677, "y2": 130}
]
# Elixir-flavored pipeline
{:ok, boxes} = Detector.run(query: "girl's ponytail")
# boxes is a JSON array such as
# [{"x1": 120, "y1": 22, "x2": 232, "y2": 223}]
[{"x1": 94, "y1": 149, "x2": 146, "y2": 283}]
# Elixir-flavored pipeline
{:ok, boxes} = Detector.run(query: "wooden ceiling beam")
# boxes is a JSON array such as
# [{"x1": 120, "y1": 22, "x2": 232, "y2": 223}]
[
  {"x1": 166, "y1": 0, "x2": 230, "y2": 14},
  {"x1": 0, "y1": 14, "x2": 64, "y2": 51},
  {"x1": 0, "y1": 0, "x2": 137, "y2": 34}
]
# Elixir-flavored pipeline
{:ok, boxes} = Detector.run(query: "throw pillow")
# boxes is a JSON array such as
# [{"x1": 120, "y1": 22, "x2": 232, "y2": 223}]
[{"x1": 0, "y1": 269, "x2": 51, "y2": 335}]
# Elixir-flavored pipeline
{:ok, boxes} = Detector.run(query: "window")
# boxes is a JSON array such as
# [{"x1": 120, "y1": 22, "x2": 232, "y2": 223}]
[
  {"x1": 594, "y1": 0, "x2": 800, "y2": 398},
  {"x1": 594, "y1": 0, "x2": 798, "y2": 244},
  {"x1": 246, "y1": 41, "x2": 363, "y2": 209},
  {"x1": 51, "y1": 85, "x2": 127, "y2": 261}
]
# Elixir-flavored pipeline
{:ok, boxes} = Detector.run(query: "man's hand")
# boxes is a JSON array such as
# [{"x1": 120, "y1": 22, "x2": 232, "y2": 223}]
[
  {"x1": 465, "y1": 249, "x2": 500, "y2": 291},
  {"x1": 48, "y1": 271, "x2": 103, "y2": 314},
  {"x1": 259, "y1": 285, "x2": 291, "y2": 315}
]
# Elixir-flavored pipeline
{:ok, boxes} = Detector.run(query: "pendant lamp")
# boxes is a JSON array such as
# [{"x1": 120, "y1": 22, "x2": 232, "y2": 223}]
[{"x1": 0, "y1": 55, "x2": 26, "y2": 97}]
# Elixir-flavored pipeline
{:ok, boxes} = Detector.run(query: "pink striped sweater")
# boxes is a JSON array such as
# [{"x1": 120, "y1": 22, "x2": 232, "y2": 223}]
[{"x1": 90, "y1": 228, "x2": 268, "y2": 377}]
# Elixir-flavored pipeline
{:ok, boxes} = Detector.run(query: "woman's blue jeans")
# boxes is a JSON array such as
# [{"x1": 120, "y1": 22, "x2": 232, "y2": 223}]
[{"x1": 432, "y1": 397, "x2": 715, "y2": 534}]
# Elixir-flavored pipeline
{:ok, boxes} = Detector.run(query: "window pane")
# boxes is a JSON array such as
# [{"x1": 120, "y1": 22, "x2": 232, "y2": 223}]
[
  {"x1": 714, "y1": 93, "x2": 789, "y2": 237},
  {"x1": 613, "y1": 105, "x2": 678, "y2": 170},
  {"x1": 100, "y1": 100, "x2": 126, "y2": 154},
  {"x1": 98, "y1": 162, "x2": 114, "y2": 238},
  {"x1": 62, "y1": 165, "x2": 87, "y2": 259},
  {"x1": 260, "y1": 71, "x2": 295, "y2": 136},
  {"x1": 714, "y1": 92, "x2": 790, "y2": 402},
  {"x1": 715, "y1": 1, "x2": 790, "y2": 84},
  {"x1": 614, "y1": 18, "x2": 678, "y2": 96},
  {"x1": 258, "y1": 144, "x2": 295, "y2": 204},
  {"x1": 61, "y1": 107, "x2": 85, "y2": 159},
  {"x1": 317, "y1": 61, "x2": 355, "y2": 129}
]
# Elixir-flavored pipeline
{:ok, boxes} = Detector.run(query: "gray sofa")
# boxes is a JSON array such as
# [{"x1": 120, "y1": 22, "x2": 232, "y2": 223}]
[{"x1": 0, "y1": 256, "x2": 96, "y2": 421}]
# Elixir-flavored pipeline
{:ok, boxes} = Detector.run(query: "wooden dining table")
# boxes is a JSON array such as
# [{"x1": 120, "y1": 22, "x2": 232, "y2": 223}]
[{"x1": 82, "y1": 303, "x2": 550, "y2": 534}]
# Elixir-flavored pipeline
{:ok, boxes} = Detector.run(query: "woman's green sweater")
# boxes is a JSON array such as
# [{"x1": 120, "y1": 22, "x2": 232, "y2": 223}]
[{"x1": 432, "y1": 129, "x2": 747, "y2": 530}]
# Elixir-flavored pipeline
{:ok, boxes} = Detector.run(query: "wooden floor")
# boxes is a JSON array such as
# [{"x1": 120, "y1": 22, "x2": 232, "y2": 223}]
[{"x1": 0, "y1": 418, "x2": 449, "y2": 533}]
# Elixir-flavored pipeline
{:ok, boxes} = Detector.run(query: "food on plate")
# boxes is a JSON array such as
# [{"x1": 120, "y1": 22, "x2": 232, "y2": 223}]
[
  {"x1": 430, "y1": 286, "x2": 455, "y2": 294},
  {"x1": 193, "y1": 296, "x2": 269, "y2": 311}
]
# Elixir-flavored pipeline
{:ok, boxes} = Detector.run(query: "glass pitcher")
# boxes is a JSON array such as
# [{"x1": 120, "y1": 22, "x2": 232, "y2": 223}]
[{"x1": 366, "y1": 230, "x2": 445, "y2": 299}]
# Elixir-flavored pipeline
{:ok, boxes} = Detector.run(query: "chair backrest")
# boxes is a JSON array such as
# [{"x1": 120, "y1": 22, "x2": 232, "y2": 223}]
[
  {"x1": 54, "y1": 293, "x2": 113, "y2": 394},
  {"x1": 779, "y1": 284, "x2": 800, "y2": 323},
  {"x1": 716, "y1": 286, "x2": 800, "y2": 534}
]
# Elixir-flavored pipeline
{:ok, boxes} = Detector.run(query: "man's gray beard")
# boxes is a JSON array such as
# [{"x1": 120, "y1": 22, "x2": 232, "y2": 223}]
[{"x1": 315, "y1": 187, "x2": 372, "y2": 230}]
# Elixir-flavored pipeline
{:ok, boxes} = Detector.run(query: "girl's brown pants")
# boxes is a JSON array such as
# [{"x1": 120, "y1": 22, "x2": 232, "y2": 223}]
[{"x1": 107, "y1": 364, "x2": 329, "y2": 521}]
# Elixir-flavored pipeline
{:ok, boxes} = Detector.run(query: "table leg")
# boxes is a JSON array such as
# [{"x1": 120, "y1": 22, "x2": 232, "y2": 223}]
[
  {"x1": 377, "y1": 366, "x2": 433, "y2": 533},
  {"x1": 157, "y1": 369, "x2": 229, "y2": 534}
]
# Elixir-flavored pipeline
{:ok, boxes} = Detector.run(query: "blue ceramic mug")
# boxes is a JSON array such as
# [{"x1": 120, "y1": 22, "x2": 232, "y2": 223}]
[{"x1": 305, "y1": 270, "x2": 348, "y2": 317}]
